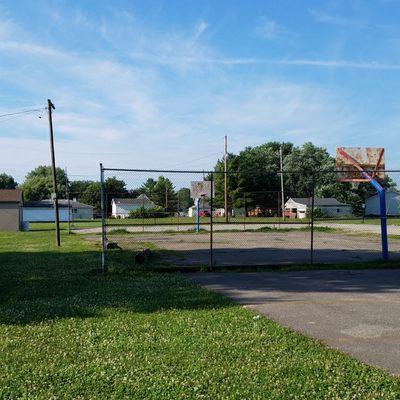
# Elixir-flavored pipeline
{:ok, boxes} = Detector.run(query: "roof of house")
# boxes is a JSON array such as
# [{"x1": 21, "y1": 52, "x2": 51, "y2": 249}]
[
  {"x1": 23, "y1": 199, "x2": 93, "y2": 209},
  {"x1": 287, "y1": 197, "x2": 349, "y2": 207},
  {"x1": 113, "y1": 194, "x2": 154, "y2": 205},
  {"x1": 367, "y1": 189, "x2": 400, "y2": 200},
  {"x1": 0, "y1": 189, "x2": 22, "y2": 203}
]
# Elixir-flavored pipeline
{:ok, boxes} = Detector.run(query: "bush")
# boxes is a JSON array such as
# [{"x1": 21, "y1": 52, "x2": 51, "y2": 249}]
[
  {"x1": 306, "y1": 206, "x2": 324, "y2": 219},
  {"x1": 129, "y1": 206, "x2": 168, "y2": 219}
]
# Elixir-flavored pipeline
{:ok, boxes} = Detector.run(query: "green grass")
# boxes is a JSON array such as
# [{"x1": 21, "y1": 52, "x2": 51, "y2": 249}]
[
  {"x1": 29, "y1": 216, "x2": 400, "y2": 233},
  {"x1": 316, "y1": 217, "x2": 400, "y2": 226},
  {"x1": 1, "y1": 231, "x2": 400, "y2": 398},
  {"x1": 30, "y1": 216, "x2": 309, "y2": 231}
]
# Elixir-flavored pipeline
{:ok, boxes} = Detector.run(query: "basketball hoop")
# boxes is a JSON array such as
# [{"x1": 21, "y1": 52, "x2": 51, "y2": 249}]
[
  {"x1": 336, "y1": 147, "x2": 385, "y2": 183},
  {"x1": 336, "y1": 146, "x2": 388, "y2": 260},
  {"x1": 190, "y1": 181, "x2": 213, "y2": 199}
]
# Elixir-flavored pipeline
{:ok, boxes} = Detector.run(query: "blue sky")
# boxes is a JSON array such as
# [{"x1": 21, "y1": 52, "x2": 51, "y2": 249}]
[{"x1": 1, "y1": 0, "x2": 400, "y2": 183}]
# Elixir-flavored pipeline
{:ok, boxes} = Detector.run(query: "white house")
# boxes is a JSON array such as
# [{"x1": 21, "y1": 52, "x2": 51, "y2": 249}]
[
  {"x1": 23, "y1": 199, "x2": 94, "y2": 222},
  {"x1": 188, "y1": 199, "x2": 211, "y2": 217},
  {"x1": 365, "y1": 190, "x2": 400, "y2": 216},
  {"x1": 284, "y1": 197, "x2": 353, "y2": 219},
  {"x1": 111, "y1": 194, "x2": 154, "y2": 218}
]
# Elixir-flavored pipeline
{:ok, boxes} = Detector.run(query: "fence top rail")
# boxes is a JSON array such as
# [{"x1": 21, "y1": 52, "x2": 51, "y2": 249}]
[
  {"x1": 101, "y1": 167, "x2": 216, "y2": 174},
  {"x1": 100, "y1": 166, "x2": 400, "y2": 175}
]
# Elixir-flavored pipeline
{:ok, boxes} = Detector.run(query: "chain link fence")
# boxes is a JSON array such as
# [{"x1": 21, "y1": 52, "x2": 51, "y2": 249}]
[{"x1": 98, "y1": 166, "x2": 400, "y2": 272}]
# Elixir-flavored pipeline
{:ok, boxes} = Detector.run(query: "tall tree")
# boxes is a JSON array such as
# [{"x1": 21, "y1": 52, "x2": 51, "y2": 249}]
[
  {"x1": 151, "y1": 176, "x2": 176, "y2": 211},
  {"x1": 213, "y1": 142, "x2": 293, "y2": 209},
  {"x1": 177, "y1": 188, "x2": 193, "y2": 211},
  {"x1": 283, "y1": 142, "x2": 341, "y2": 197},
  {"x1": 139, "y1": 178, "x2": 157, "y2": 198},
  {"x1": 69, "y1": 180, "x2": 94, "y2": 198},
  {"x1": 80, "y1": 182, "x2": 101, "y2": 212},
  {"x1": 104, "y1": 177, "x2": 128, "y2": 198},
  {"x1": 21, "y1": 166, "x2": 68, "y2": 201},
  {"x1": 0, "y1": 173, "x2": 17, "y2": 189}
]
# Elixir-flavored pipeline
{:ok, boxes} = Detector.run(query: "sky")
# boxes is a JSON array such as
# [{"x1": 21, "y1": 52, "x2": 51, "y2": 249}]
[{"x1": 1, "y1": 0, "x2": 400, "y2": 183}]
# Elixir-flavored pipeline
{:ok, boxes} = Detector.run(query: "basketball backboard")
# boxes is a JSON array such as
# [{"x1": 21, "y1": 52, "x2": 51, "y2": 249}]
[
  {"x1": 190, "y1": 181, "x2": 213, "y2": 199},
  {"x1": 336, "y1": 147, "x2": 385, "y2": 183}
]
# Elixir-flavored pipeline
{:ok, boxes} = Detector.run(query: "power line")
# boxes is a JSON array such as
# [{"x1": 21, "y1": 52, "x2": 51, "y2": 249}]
[
  {"x1": 164, "y1": 151, "x2": 222, "y2": 169},
  {"x1": 0, "y1": 108, "x2": 43, "y2": 118}
]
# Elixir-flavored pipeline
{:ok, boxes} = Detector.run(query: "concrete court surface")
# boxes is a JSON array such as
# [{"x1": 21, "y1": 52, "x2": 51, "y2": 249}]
[
  {"x1": 190, "y1": 269, "x2": 400, "y2": 375},
  {"x1": 110, "y1": 230, "x2": 400, "y2": 265}
]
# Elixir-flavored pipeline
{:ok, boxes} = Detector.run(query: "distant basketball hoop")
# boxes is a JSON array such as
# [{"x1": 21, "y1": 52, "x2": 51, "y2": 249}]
[{"x1": 190, "y1": 181, "x2": 213, "y2": 199}]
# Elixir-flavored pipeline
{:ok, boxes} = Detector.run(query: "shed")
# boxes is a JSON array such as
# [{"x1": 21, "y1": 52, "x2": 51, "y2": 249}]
[
  {"x1": 23, "y1": 199, "x2": 94, "y2": 222},
  {"x1": 284, "y1": 197, "x2": 353, "y2": 219},
  {"x1": 365, "y1": 191, "x2": 400, "y2": 216},
  {"x1": 111, "y1": 194, "x2": 155, "y2": 218},
  {"x1": 0, "y1": 189, "x2": 23, "y2": 231}
]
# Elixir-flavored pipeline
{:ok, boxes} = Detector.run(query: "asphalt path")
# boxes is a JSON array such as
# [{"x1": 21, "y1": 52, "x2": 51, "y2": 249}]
[{"x1": 190, "y1": 269, "x2": 400, "y2": 375}]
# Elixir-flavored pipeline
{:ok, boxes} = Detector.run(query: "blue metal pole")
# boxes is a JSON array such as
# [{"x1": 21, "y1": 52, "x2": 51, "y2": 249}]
[
  {"x1": 195, "y1": 198, "x2": 200, "y2": 233},
  {"x1": 368, "y1": 177, "x2": 388, "y2": 260}
]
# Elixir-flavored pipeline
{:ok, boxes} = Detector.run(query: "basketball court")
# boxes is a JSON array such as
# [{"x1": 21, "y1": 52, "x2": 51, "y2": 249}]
[{"x1": 105, "y1": 229, "x2": 400, "y2": 266}]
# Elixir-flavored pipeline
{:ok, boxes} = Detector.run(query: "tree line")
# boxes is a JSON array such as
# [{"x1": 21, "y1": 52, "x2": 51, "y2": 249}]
[
  {"x1": 0, "y1": 166, "x2": 192, "y2": 214},
  {"x1": 1, "y1": 141, "x2": 395, "y2": 216}
]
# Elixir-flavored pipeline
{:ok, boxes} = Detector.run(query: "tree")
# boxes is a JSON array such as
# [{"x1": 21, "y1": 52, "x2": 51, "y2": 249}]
[
  {"x1": 213, "y1": 142, "x2": 293, "y2": 210},
  {"x1": 177, "y1": 188, "x2": 193, "y2": 211},
  {"x1": 69, "y1": 180, "x2": 94, "y2": 198},
  {"x1": 151, "y1": 176, "x2": 176, "y2": 211},
  {"x1": 139, "y1": 178, "x2": 157, "y2": 198},
  {"x1": 21, "y1": 165, "x2": 68, "y2": 201},
  {"x1": 81, "y1": 182, "x2": 101, "y2": 212},
  {"x1": 0, "y1": 173, "x2": 17, "y2": 189},
  {"x1": 104, "y1": 177, "x2": 128, "y2": 198}
]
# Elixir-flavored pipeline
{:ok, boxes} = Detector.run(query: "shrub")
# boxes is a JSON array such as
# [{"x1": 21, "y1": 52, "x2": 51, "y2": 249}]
[
  {"x1": 129, "y1": 206, "x2": 168, "y2": 219},
  {"x1": 306, "y1": 206, "x2": 324, "y2": 219}
]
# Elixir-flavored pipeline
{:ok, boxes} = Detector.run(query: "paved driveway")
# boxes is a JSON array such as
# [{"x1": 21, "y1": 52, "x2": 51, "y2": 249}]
[{"x1": 190, "y1": 269, "x2": 400, "y2": 375}]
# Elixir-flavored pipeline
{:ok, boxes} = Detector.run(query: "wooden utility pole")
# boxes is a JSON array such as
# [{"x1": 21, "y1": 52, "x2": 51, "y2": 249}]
[
  {"x1": 224, "y1": 135, "x2": 228, "y2": 223},
  {"x1": 65, "y1": 167, "x2": 71, "y2": 235},
  {"x1": 279, "y1": 146, "x2": 285, "y2": 221},
  {"x1": 47, "y1": 99, "x2": 60, "y2": 246},
  {"x1": 165, "y1": 184, "x2": 168, "y2": 212}
]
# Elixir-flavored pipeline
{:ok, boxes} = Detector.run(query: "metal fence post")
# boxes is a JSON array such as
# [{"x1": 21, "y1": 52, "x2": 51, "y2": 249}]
[
  {"x1": 310, "y1": 175, "x2": 315, "y2": 265},
  {"x1": 100, "y1": 163, "x2": 107, "y2": 273},
  {"x1": 210, "y1": 172, "x2": 214, "y2": 270}
]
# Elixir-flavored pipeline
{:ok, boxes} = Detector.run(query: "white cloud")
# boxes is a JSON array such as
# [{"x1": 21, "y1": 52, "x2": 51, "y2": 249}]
[
  {"x1": 194, "y1": 20, "x2": 208, "y2": 40},
  {"x1": 1, "y1": 9, "x2": 400, "y2": 183},
  {"x1": 255, "y1": 18, "x2": 279, "y2": 40},
  {"x1": 309, "y1": 9, "x2": 366, "y2": 28}
]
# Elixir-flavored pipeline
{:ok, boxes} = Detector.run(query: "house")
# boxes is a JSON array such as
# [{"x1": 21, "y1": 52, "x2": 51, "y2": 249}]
[
  {"x1": 365, "y1": 190, "x2": 400, "y2": 216},
  {"x1": 188, "y1": 199, "x2": 211, "y2": 217},
  {"x1": 111, "y1": 194, "x2": 154, "y2": 218},
  {"x1": 23, "y1": 199, "x2": 94, "y2": 222},
  {"x1": 284, "y1": 197, "x2": 353, "y2": 219},
  {"x1": 0, "y1": 189, "x2": 23, "y2": 231}
]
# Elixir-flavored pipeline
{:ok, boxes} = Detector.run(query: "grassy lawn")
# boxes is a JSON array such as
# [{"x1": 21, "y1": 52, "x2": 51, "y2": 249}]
[
  {"x1": 28, "y1": 216, "x2": 400, "y2": 233},
  {"x1": 316, "y1": 217, "x2": 400, "y2": 226},
  {"x1": 1, "y1": 231, "x2": 400, "y2": 398},
  {"x1": 30, "y1": 217, "x2": 307, "y2": 231}
]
